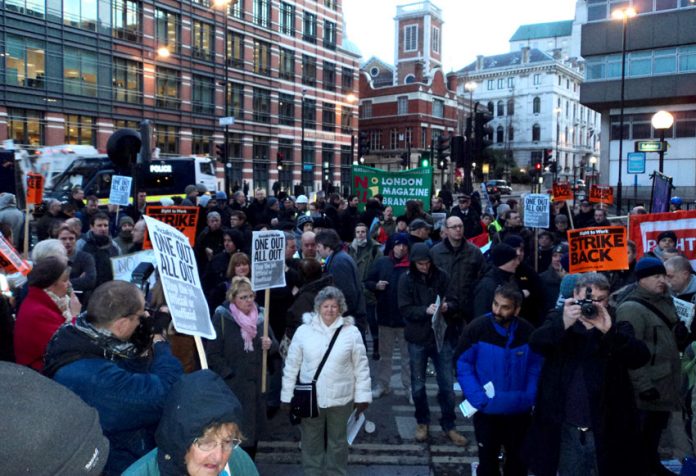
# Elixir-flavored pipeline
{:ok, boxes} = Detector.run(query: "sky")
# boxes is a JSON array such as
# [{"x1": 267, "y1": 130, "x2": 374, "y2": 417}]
[{"x1": 343, "y1": 0, "x2": 578, "y2": 73}]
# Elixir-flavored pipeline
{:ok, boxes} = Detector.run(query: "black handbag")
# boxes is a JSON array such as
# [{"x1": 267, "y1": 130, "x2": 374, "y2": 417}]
[{"x1": 290, "y1": 326, "x2": 342, "y2": 422}]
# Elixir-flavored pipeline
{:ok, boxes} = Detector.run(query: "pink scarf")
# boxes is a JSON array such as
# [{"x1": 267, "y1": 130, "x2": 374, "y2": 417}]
[{"x1": 228, "y1": 303, "x2": 258, "y2": 352}]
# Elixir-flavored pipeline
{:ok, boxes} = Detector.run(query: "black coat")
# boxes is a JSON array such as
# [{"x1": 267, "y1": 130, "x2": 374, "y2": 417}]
[
  {"x1": 472, "y1": 266, "x2": 516, "y2": 319},
  {"x1": 397, "y1": 262, "x2": 449, "y2": 345},
  {"x1": 364, "y1": 254, "x2": 410, "y2": 328},
  {"x1": 526, "y1": 310, "x2": 650, "y2": 476}
]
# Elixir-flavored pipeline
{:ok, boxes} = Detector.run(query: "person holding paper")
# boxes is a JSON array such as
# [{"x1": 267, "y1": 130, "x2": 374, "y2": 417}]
[{"x1": 456, "y1": 284, "x2": 543, "y2": 475}]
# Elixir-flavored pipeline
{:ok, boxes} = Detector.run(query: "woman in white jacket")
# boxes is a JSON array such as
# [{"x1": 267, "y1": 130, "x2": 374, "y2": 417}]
[{"x1": 281, "y1": 286, "x2": 371, "y2": 476}]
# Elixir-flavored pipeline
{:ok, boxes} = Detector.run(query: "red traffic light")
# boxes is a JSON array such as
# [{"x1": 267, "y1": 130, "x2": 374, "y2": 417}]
[{"x1": 534, "y1": 162, "x2": 542, "y2": 171}]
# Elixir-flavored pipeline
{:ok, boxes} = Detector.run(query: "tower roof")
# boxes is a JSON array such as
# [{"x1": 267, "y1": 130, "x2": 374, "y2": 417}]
[
  {"x1": 455, "y1": 48, "x2": 554, "y2": 74},
  {"x1": 509, "y1": 20, "x2": 573, "y2": 42}
]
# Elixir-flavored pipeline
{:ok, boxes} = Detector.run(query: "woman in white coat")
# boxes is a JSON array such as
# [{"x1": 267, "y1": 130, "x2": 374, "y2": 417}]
[{"x1": 281, "y1": 286, "x2": 371, "y2": 476}]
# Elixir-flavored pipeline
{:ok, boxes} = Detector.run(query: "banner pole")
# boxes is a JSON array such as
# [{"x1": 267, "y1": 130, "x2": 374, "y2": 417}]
[
  {"x1": 534, "y1": 228, "x2": 539, "y2": 273},
  {"x1": 261, "y1": 288, "x2": 270, "y2": 393},
  {"x1": 566, "y1": 200, "x2": 575, "y2": 229},
  {"x1": 23, "y1": 202, "x2": 30, "y2": 259},
  {"x1": 194, "y1": 335, "x2": 208, "y2": 370},
  {"x1": 115, "y1": 205, "x2": 120, "y2": 230}
]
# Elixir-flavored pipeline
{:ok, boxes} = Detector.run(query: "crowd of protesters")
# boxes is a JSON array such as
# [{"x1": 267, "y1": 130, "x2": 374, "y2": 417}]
[{"x1": 1, "y1": 182, "x2": 696, "y2": 476}]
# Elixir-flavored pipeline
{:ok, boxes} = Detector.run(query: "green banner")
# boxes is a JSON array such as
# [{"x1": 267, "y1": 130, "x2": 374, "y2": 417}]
[{"x1": 351, "y1": 165, "x2": 433, "y2": 216}]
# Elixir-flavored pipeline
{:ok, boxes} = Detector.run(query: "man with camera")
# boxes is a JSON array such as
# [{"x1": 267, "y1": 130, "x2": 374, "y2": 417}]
[
  {"x1": 527, "y1": 273, "x2": 650, "y2": 476},
  {"x1": 44, "y1": 281, "x2": 184, "y2": 475}
]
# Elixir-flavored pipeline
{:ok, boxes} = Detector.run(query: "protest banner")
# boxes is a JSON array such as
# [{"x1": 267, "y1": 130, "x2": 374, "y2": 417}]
[
  {"x1": 143, "y1": 205, "x2": 199, "y2": 249},
  {"x1": 589, "y1": 184, "x2": 614, "y2": 205},
  {"x1": 143, "y1": 216, "x2": 214, "y2": 342},
  {"x1": 673, "y1": 296, "x2": 694, "y2": 330},
  {"x1": 108, "y1": 175, "x2": 133, "y2": 207},
  {"x1": 26, "y1": 172, "x2": 44, "y2": 205},
  {"x1": 630, "y1": 210, "x2": 696, "y2": 267},
  {"x1": 568, "y1": 226, "x2": 628, "y2": 274},
  {"x1": 0, "y1": 233, "x2": 31, "y2": 275},
  {"x1": 351, "y1": 165, "x2": 432, "y2": 216},
  {"x1": 552, "y1": 182, "x2": 573, "y2": 201},
  {"x1": 110, "y1": 249, "x2": 156, "y2": 284},
  {"x1": 523, "y1": 194, "x2": 550, "y2": 229}
]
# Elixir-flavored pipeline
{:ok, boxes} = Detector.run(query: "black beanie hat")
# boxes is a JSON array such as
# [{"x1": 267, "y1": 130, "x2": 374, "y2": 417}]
[
  {"x1": 635, "y1": 257, "x2": 667, "y2": 280},
  {"x1": 491, "y1": 244, "x2": 519, "y2": 267},
  {"x1": 0, "y1": 362, "x2": 109, "y2": 475},
  {"x1": 657, "y1": 231, "x2": 677, "y2": 243}
]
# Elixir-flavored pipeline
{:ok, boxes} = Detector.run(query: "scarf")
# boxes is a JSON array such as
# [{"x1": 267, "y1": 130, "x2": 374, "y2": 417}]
[
  {"x1": 228, "y1": 303, "x2": 258, "y2": 352},
  {"x1": 44, "y1": 289, "x2": 73, "y2": 322},
  {"x1": 73, "y1": 314, "x2": 139, "y2": 360}
]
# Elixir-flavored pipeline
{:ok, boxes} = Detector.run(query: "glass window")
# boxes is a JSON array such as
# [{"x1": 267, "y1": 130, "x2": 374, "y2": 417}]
[
  {"x1": 507, "y1": 99, "x2": 514, "y2": 116},
  {"x1": 606, "y1": 54, "x2": 622, "y2": 78},
  {"x1": 155, "y1": 9, "x2": 180, "y2": 54},
  {"x1": 155, "y1": 124, "x2": 178, "y2": 155},
  {"x1": 192, "y1": 129, "x2": 212, "y2": 155},
  {"x1": 341, "y1": 106, "x2": 353, "y2": 133},
  {"x1": 322, "y1": 103, "x2": 335, "y2": 132},
  {"x1": 64, "y1": 0, "x2": 97, "y2": 31},
  {"x1": 532, "y1": 124, "x2": 540, "y2": 141},
  {"x1": 278, "y1": 138, "x2": 294, "y2": 190},
  {"x1": 253, "y1": 39, "x2": 271, "y2": 75},
  {"x1": 5, "y1": 35, "x2": 45, "y2": 88},
  {"x1": 113, "y1": 57, "x2": 141, "y2": 103},
  {"x1": 533, "y1": 97, "x2": 541, "y2": 114},
  {"x1": 279, "y1": 48, "x2": 295, "y2": 80},
  {"x1": 656, "y1": 0, "x2": 678, "y2": 10},
  {"x1": 404, "y1": 24, "x2": 417, "y2": 52},
  {"x1": 301, "y1": 142, "x2": 315, "y2": 190},
  {"x1": 398, "y1": 96, "x2": 408, "y2": 115},
  {"x1": 64, "y1": 48, "x2": 97, "y2": 97},
  {"x1": 192, "y1": 75, "x2": 214, "y2": 114},
  {"x1": 192, "y1": 20, "x2": 214, "y2": 61},
  {"x1": 323, "y1": 61, "x2": 335, "y2": 91},
  {"x1": 65, "y1": 115, "x2": 95, "y2": 145},
  {"x1": 252, "y1": 88, "x2": 271, "y2": 123},
  {"x1": 303, "y1": 98, "x2": 316, "y2": 130},
  {"x1": 8, "y1": 108, "x2": 43, "y2": 146},
  {"x1": 533, "y1": 74, "x2": 541, "y2": 85},
  {"x1": 4, "y1": 0, "x2": 45, "y2": 17},
  {"x1": 679, "y1": 46, "x2": 696, "y2": 72},
  {"x1": 361, "y1": 100, "x2": 372, "y2": 119},
  {"x1": 432, "y1": 99, "x2": 444, "y2": 118},
  {"x1": 303, "y1": 12, "x2": 317, "y2": 43},
  {"x1": 628, "y1": 51, "x2": 652, "y2": 77},
  {"x1": 302, "y1": 54, "x2": 316, "y2": 86},
  {"x1": 230, "y1": 0, "x2": 243, "y2": 19},
  {"x1": 496, "y1": 126, "x2": 504, "y2": 144},
  {"x1": 279, "y1": 93, "x2": 294, "y2": 126},
  {"x1": 112, "y1": 0, "x2": 140, "y2": 41},
  {"x1": 508, "y1": 126, "x2": 514, "y2": 142},
  {"x1": 507, "y1": 77, "x2": 514, "y2": 88},
  {"x1": 227, "y1": 82, "x2": 244, "y2": 118},
  {"x1": 632, "y1": 121, "x2": 652, "y2": 139},
  {"x1": 252, "y1": 0, "x2": 270, "y2": 28},
  {"x1": 280, "y1": 2, "x2": 295, "y2": 35},
  {"x1": 324, "y1": 21, "x2": 336, "y2": 50},
  {"x1": 487, "y1": 79, "x2": 493, "y2": 90},
  {"x1": 155, "y1": 67, "x2": 180, "y2": 110},
  {"x1": 497, "y1": 101, "x2": 504, "y2": 116},
  {"x1": 342, "y1": 67, "x2": 354, "y2": 93},
  {"x1": 340, "y1": 145, "x2": 351, "y2": 195},
  {"x1": 227, "y1": 32, "x2": 244, "y2": 69},
  {"x1": 586, "y1": 58, "x2": 605, "y2": 80},
  {"x1": 432, "y1": 27, "x2": 440, "y2": 54},
  {"x1": 654, "y1": 49, "x2": 677, "y2": 74}
]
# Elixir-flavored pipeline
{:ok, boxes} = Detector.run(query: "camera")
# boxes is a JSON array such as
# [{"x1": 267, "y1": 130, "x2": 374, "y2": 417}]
[
  {"x1": 130, "y1": 307, "x2": 172, "y2": 353},
  {"x1": 574, "y1": 286, "x2": 597, "y2": 318}
]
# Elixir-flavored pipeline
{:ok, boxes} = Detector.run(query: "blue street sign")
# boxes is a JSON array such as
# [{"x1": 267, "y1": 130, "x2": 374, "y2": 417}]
[{"x1": 627, "y1": 152, "x2": 646, "y2": 174}]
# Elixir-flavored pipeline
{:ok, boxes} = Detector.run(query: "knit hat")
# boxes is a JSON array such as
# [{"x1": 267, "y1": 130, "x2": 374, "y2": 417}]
[
  {"x1": 196, "y1": 183, "x2": 208, "y2": 194},
  {"x1": 409, "y1": 243, "x2": 431, "y2": 263},
  {"x1": 198, "y1": 195, "x2": 211, "y2": 208},
  {"x1": 409, "y1": 218, "x2": 432, "y2": 231},
  {"x1": 27, "y1": 256, "x2": 69, "y2": 289},
  {"x1": 0, "y1": 362, "x2": 109, "y2": 475},
  {"x1": 635, "y1": 257, "x2": 667, "y2": 280},
  {"x1": 503, "y1": 235, "x2": 524, "y2": 249},
  {"x1": 657, "y1": 231, "x2": 677, "y2": 243},
  {"x1": 553, "y1": 243, "x2": 569, "y2": 255},
  {"x1": 184, "y1": 184, "x2": 198, "y2": 196},
  {"x1": 296, "y1": 195, "x2": 309, "y2": 204},
  {"x1": 119, "y1": 215, "x2": 134, "y2": 227},
  {"x1": 215, "y1": 191, "x2": 227, "y2": 201},
  {"x1": 297, "y1": 215, "x2": 313, "y2": 229},
  {"x1": 559, "y1": 273, "x2": 580, "y2": 299},
  {"x1": 267, "y1": 197, "x2": 278, "y2": 207},
  {"x1": 392, "y1": 232, "x2": 410, "y2": 247},
  {"x1": 491, "y1": 244, "x2": 518, "y2": 267}
]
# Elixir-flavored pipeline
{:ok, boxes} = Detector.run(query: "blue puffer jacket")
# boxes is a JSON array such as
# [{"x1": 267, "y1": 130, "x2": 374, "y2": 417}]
[{"x1": 456, "y1": 313, "x2": 543, "y2": 415}]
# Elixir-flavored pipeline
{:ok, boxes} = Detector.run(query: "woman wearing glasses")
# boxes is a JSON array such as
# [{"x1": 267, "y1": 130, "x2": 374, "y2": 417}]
[
  {"x1": 123, "y1": 370, "x2": 259, "y2": 475},
  {"x1": 206, "y1": 276, "x2": 276, "y2": 461}
]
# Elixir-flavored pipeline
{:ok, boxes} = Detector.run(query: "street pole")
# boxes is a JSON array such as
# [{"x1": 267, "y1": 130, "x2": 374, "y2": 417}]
[
  {"x1": 659, "y1": 128, "x2": 665, "y2": 174},
  {"x1": 223, "y1": 5, "x2": 229, "y2": 196},
  {"x1": 301, "y1": 88, "x2": 306, "y2": 191},
  {"x1": 555, "y1": 115, "x2": 560, "y2": 182},
  {"x1": 616, "y1": 12, "x2": 630, "y2": 215}
]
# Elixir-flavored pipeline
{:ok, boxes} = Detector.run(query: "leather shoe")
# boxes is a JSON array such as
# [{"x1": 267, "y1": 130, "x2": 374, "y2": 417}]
[
  {"x1": 415, "y1": 424, "x2": 428, "y2": 442},
  {"x1": 447, "y1": 429, "x2": 469, "y2": 447}
]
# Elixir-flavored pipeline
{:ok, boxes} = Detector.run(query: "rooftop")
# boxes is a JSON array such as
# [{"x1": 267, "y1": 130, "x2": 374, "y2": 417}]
[
  {"x1": 455, "y1": 48, "x2": 554, "y2": 74},
  {"x1": 509, "y1": 20, "x2": 573, "y2": 42}
]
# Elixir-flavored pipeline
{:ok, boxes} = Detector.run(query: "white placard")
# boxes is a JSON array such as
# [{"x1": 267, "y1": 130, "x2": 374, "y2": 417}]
[
  {"x1": 110, "y1": 250, "x2": 156, "y2": 285},
  {"x1": 109, "y1": 175, "x2": 133, "y2": 206},
  {"x1": 523, "y1": 193, "x2": 550, "y2": 229},
  {"x1": 251, "y1": 230, "x2": 286, "y2": 291},
  {"x1": 143, "y1": 216, "x2": 215, "y2": 339},
  {"x1": 673, "y1": 296, "x2": 695, "y2": 330}
]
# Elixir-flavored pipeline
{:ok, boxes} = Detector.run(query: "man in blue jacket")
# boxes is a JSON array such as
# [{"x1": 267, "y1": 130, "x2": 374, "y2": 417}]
[{"x1": 456, "y1": 283, "x2": 543, "y2": 475}]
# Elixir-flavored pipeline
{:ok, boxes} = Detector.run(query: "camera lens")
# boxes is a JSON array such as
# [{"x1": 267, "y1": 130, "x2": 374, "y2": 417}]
[{"x1": 581, "y1": 302, "x2": 597, "y2": 317}]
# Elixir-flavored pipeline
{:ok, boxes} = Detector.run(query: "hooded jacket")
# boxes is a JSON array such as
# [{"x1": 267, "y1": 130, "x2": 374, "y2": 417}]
[
  {"x1": 0, "y1": 193, "x2": 23, "y2": 244},
  {"x1": 79, "y1": 231, "x2": 120, "y2": 287},
  {"x1": 364, "y1": 252, "x2": 410, "y2": 328}
]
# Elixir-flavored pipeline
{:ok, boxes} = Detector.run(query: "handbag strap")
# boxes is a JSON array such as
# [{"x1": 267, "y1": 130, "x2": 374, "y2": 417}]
[{"x1": 312, "y1": 326, "x2": 342, "y2": 382}]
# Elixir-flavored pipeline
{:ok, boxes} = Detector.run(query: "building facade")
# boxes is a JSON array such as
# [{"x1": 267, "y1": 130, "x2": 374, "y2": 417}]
[
  {"x1": 577, "y1": 0, "x2": 696, "y2": 191},
  {"x1": 0, "y1": 0, "x2": 360, "y2": 194}
]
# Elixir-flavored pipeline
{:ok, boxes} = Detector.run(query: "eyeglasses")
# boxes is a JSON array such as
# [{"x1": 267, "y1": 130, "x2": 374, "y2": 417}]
[
  {"x1": 193, "y1": 437, "x2": 242, "y2": 452},
  {"x1": 447, "y1": 224, "x2": 464, "y2": 230},
  {"x1": 236, "y1": 294, "x2": 255, "y2": 301}
]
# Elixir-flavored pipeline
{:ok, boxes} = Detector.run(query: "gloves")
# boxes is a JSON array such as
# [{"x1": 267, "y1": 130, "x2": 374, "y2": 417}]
[
  {"x1": 639, "y1": 388, "x2": 660, "y2": 402},
  {"x1": 354, "y1": 402, "x2": 369, "y2": 415}
]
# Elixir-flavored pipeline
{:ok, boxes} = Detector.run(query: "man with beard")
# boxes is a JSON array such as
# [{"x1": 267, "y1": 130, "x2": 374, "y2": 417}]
[
  {"x1": 79, "y1": 212, "x2": 121, "y2": 287},
  {"x1": 113, "y1": 216, "x2": 135, "y2": 255},
  {"x1": 473, "y1": 244, "x2": 521, "y2": 319},
  {"x1": 195, "y1": 212, "x2": 226, "y2": 270}
]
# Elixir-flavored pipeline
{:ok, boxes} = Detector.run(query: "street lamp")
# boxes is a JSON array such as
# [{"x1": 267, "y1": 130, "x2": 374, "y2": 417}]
[
  {"x1": 612, "y1": 6, "x2": 636, "y2": 215},
  {"x1": 554, "y1": 107, "x2": 562, "y2": 181},
  {"x1": 301, "y1": 88, "x2": 307, "y2": 190},
  {"x1": 651, "y1": 110, "x2": 673, "y2": 174},
  {"x1": 213, "y1": 0, "x2": 231, "y2": 194},
  {"x1": 589, "y1": 156, "x2": 597, "y2": 188}
]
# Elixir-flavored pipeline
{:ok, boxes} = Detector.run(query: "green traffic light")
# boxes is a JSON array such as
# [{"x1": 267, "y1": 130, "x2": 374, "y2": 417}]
[{"x1": 421, "y1": 159, "x2": 430, "y2": 167}]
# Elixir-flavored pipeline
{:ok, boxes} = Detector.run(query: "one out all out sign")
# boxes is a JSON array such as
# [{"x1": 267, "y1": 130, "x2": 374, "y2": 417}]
[
  {"x1": 351, "y1": 165, "x2": 432, "y2": 216},
  {"x1": 251, "y1": 230, "x2": 286, "y2": 292}
]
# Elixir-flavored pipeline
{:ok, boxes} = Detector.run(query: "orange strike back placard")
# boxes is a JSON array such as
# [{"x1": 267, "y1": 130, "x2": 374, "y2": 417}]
[{"x1": 568, "y1": 226, "x2": 628, "y2": 274}]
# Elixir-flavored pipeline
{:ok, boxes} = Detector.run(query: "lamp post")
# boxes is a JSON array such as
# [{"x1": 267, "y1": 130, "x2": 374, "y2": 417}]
[
  {"x1": 213, "y1": 0, "x2": 231, "y2": 195},
  {"x1": 612, "y1": 6, "x2": 636, "y2": 215},
  {"x1": 651, "y1": 110, "x2": 673, "y2": 174},
  {"x1": 589, "y1": 156, "x2": 597, "y2": 188},
  {"x1": 301, "y1": 88, "x2": 307, "y2": 190},
  {"x1": 554, "y1": 107, "x2": 562, "y2": 180}
]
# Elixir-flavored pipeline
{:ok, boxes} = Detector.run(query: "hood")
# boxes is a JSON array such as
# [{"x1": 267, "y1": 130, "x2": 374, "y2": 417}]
[
  {"x1": 156, "y1": 370, "x2": 242, "y2": 476},
  {"x1": 302, "y1": 312, "x2": 355, "y2": 328},
  {"x1": 408, "y1": 243, "x2": 431, "y2": 274},
  {"x1": 0, "y1": 193, "x2": 17, "y2": 209}
]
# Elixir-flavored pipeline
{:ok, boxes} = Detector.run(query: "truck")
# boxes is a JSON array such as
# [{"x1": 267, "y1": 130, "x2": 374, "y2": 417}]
[{"x1": 43, "y1": 155, "x2": 218, "y2": 203}]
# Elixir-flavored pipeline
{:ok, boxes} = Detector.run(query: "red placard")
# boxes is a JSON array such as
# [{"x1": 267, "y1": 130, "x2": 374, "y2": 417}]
[
  {"x1": 142, "y1": 206, "x2": 199, "y2": 249},
  {"x1": 0, "y1": 234, "x2": 31, "y2": 275},
  {"x1": 589, "y1": 185, "x2": 614, "y2": 205},
  {"x1": 26, "y1": 173, "x2": 44, "y2": 205},
  {"x1": 630, "y1": 210, "x2": 696, "y2": 263},
  {"x1": 568, "y1": 226, "x2": 629, "y2": 274},
  {"x1": 552, "y1": 182, "x2": 573, "y2": 201}
]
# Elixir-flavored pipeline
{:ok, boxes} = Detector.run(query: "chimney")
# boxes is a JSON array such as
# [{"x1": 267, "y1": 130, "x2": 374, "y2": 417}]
[
  {"x1": 476, "y1": 55, "x2": 484, "y2": 71},
  {"x1": 521, "y1": 46, "x2": 530, "y2": 64},
  {"x1": 552, "y1": 48, "x2": 562, "y2": 60}
]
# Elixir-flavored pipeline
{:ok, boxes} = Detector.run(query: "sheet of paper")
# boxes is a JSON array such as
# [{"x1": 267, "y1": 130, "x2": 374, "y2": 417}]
[
  {"x1": 346, "y1": 409, "x2": 366, "y2": 445},
  {"x1": 431, "y1": 295, "x2": 446, "y2": 353},
  {"x1": 459, "y1": 399, "x2": 478, "y2": 418},
  {"x1": 483, "y1": 381, "x2": 495, "y2": 399}
]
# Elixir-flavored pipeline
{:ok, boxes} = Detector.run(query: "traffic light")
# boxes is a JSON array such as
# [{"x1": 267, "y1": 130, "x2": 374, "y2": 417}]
[
  {"x1": 474, "y1": 109, "x2": 494, "y2": 160},
  {"x1": 437, "y1": 134, "x2": 451, "y2": 164},
  {"x1": 276, "y1": 151, "x2": 284, "y2": 170},
  {"x1": 420, "y1": 155, "x2": 430, "y2": 168},
  {"x1": 215, "y1": 143, "x2": 226, "y2": 163},
  {"x1": 450, "y1": 136, "x2": 467, "y2": 168},
  {"x1": 543, "y1": 148, "x2": 553, "y2": 166},
  {"x1": 437, "y1": 157, "x2": 448, "y2": 170},
  {"x1": 400, "y1": 152, "x2": 409, "y2": 168},
  {"x1": 358, "y1": 131, "x2": 369, "y2": 159},
  {"x1": 532, "y1": 157, "x2": 542, "y2": 176}
]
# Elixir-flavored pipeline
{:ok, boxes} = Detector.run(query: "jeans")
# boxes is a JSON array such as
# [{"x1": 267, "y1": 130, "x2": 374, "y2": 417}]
[
  {"x1": 408, "y1": 338, "x2": 456, "y2": 431},
  {"x1": 558, "y1": 423, "x2": 598, "y2": 476},
  {"x1": 366, "y1": 303, "x2": 379, "y2": 344},
  {"x1": 473, "y1": 412, "x2": 530, "y2": 476},
  {"x1": 638, "y1": 410, "x2": 670, "y2": 472}
]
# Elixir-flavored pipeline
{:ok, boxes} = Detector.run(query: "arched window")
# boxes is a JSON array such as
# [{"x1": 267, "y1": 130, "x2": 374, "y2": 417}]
[
  {"x1": 404, "y1": 74, "x2": 415, "y2": 84},
  {"x1": 508, "y1": 126, "x2": 514, "y2": 141},
  {"x1": 507, "y1": 99, "x2": 514, "y2": 116},
  {"x1": 533, "y1": 96, "x2": 541, "y2": 114},
  {"x1": 564, "y1": 127, "x2": 569, "y2": 146},
  {"x1": 532, "y1": 124, "x2": 541, "y2": 141},
  {"x1": 496, "y1": 101, "x2": 504, "y2": 116},
  {"x1": 496, "y1": 125, "x2": 504, "y2": 143},
  {"x1": 487, "y1": 101, "x2": 494, "y2": 114}
]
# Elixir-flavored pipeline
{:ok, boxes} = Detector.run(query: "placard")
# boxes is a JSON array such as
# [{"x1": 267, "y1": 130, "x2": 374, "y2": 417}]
[
  {"x1": 630, "y1": 210, "x2": 696, "y2": 267},
  {"x1": 26, "y1": 172, "x2": 44, "y2": 205},
  {"x1": 351, "y1": 165, "x2": 433, "y2": 216},
  {"x1": 589, "y1": 185, "x2": 614, "y2": 205},
  {"x1": 0, "y1": 233, "x2": 31, "y2": 275},
  {"x1": 523, "y1": 194, "x2": 550, "y2": 229},
  {"x1": 110, "y1": 250, "x2": 156, "y2": 284},
  {"x1": 143, "y1": 216, "x2": 214, "y2": 339},
  {"x1": 108, "y1": 175, "x2": 132, "y2": 206},
  {"x1": 568, "y1": 226, "x2": 628, "y2": 274},
  {"x1": 251, "y1": 230, "x2": 286, "y2": 291},
  {"x1": 673, "y1": 296, "x2": 694, "y2": 330},
  {"x1": 552, "y1": 182, "x2": 573, "y2": 201},
  {"x1": 143, "y1": 205, "x2": 199, "y2": 249}
]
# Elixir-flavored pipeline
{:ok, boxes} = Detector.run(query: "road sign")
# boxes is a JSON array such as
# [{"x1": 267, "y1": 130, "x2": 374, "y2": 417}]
[
  {"x1": 627, "y1": 152, "x2": 646, "y2": 174},
  {"x1": 219, "y1": 116, "x2": 235, "y2": 126},
  {"x1": 635, "y1": 140, "x2": 667, "y2": 152}
]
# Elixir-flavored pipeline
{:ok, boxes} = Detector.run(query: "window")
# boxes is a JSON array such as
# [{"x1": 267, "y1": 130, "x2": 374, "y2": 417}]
[
  {"x1": 342, "y1": 67, "x2": 354, "y2": 93},
  {"x1": 226, "y1": 82, "x2": 244, "y2": 118},
  {"x1": 252, "y1": 138, "x2": 270, "y2": 191},
  {"x1": 680, "y1": 46, "x2": 696, "y2": 72},
  {"x1": 155, "y1": 67, "x2": 180, "y2": 110},
  {"x1": 192, "y1": 129, "x2": 212, "y2": 155},
  {"x1": 432, "y1": 27, "x2": 440, "y2": 53},
  {"x1": 507, "y1": 98, "x2": 514, "y2": 116},
  {"x1": 192, "y1": 21, "x2": 214, "y2": 61},
  {"x1": 253, "y1": 40, "x2": 271, "y2": 75},
  {"x1": 398, "y1": 96, "x2": 408, "y2": 115},
  {"x1": 63, "y1": 0, "x2": 97, "y2": 31},
  {"x1": 340, "y1": 145, "x2": 351, "y2": 194},
  {"x1": 113, "y1": 57, "x2": 141, "y2": 103},
  {"x1": 508, "y1": 126, "x2": 514, "y2": 141},
  {"x1": 155, "y1": 124, "x2": 178, "y2": 155},
  {"x1": 4, "y1": 0, "x2": 45, "y2": 17},
  {"x1": 496, "y1": 125, "x2": 504, "y2": 144},
  {"x1": 303, "y1": 98, "x2": 316, "y2": 130},
  {"x1": 404, "y1": 24, "x2": 417, "y2": 52},
  {"x1": 8, "y1": 108, "x2": 43, "y2": 146},
  {"x1": 192, "y1": 75, "x2": 214, "y2": 114},
  {"x1": 532, "y1": 124, "x2": 540, "y2": 141},
  {"x1": 654, "y1": 48, "x2": 677, "y2": 74},
  {"x1": 629, "y1": 50, "x2": 652, "y2": 76},
  {"x1": 112, "y1": 0, "x2": 140, "y2": 41},
  {"x1": 497, "y1": 78, "x2": 504, "y2": 89},
  {"x1": 321, "y1": 143, "x2": 334, "y2": 186},
  {"x1": 155, "y1": 9, "x2": 180, "y2": 54},
  {"x1": 389, "y1": 129, "x2": 399, "y2": 150},
  {"x1": 341, "y1": 106, "x2": 353, "y2": 133},
  {"x1": 487, "y1": 79, "x2": 494, "y2": 90},
  {"x1": 228, "y1": 133, "x2": 243, "y2": 159},
  {"x1": 302, "y1": 142, "x2": 315, "y2": 190},
  {"x1": 64, "y1": 115, "x2": 95, "y2": 145},
  {"x1": 432, "y1": 99, "x2": 444, "y2": 118},
  {"x1": 230, "y1": 0, "x2": 243, "y2": 19},
  {"x1": 280, "y1": 2, "x2": 295, "y2": 35},
  {"x1": 227, "y1": 32, "x2": 244, "y2": 69},
  {"x1": 64, "y1": 48, "x2": 97, "y2": 97},
  {"x1": 323, "y1": 61, "x2": 336, "y2": 91},
  {"x1": 252, "y1": 0, "x2": 270, "y2": 27},
  {"x1": 278, "y1": 139, "x2": 294, "y2": 190},
  {"x1": 252, "y1": 88, "x2": 271, "y2": 123},
  {"x1": 324, "y1": 21, "x2": 336, "y2": 49},
  {"x1": 4, "y1": 35, "x2": 45, "y2": 88},
  {"x1": 322, "y1": 103, "x2": 335, "y2": 132},
  {"x1": 675, "y1": 111, "x2": 696, "y2": 138},
  {"x1": 508, "y1": 77, "x2": 514, "y2": 88},
  {"x1": 361, "y1": 101, "x2": 372, "y2": 119},
  {"x1": 487, "y1": 102, "x2": 494, "y2": 114},
  {"x1": 324, "y1": 0, "x2": 337, "y2": 9},
  {"x1": 533, "y1": 96, "x2": 541, "y2": 114},
  {"x1": 279, "y1": 48, "x2": 295, "y2": 80},
  {"x1": 279, "y1": 93, "x2": 294, "y2": 126},
  {"x1": 302, "y1": 54, "x2": 317, "y2": 86},
  {"x1": 497, "y1": 101, "x2": 504, "y2": 116},
  {"x1": 533, "y1": 74, "x2": 541, "y2": 85},
  {"x1": 369, "y1": 130, "x2": 381, "y2": 150},
  {"x1": 303, "y1": 12, "x2": 317, "y2": 43},
  {"x1": 114, "y1": 119, "x2": 138, "y2": 130}
]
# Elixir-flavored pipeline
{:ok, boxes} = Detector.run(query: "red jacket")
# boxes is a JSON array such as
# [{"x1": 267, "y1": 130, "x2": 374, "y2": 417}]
[{"x1": 14, "y1": 287, "x2": 69, "y2": 371}]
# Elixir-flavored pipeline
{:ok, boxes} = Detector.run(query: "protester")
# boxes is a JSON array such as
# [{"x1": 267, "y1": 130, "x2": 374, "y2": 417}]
[
  {"x1": 281, "y1": 286, "x2": 371, "y2": 476},
  {"x1": 56, "y1": 223, "x2": 96, "y2": 303},
  {"x1": 450, "y1": 194, "x2": 482, "y2": 239},
  {"x1": 79, "y1": 211, "x2": 121, "y2": 287},
  {"x1": 113, "y1": 215, "x2": 135, "y2": 255},
  {"x1": 298, "y1": 230, "x2": 318, "y2": 260},
  {"x1": 36, "y1": 199, "x2": 64, "y2": 241},
  {"x1": 574, "y1": 199, "x2": 595, "y2": 228},
  {"x1": 0, "y1": 193, "x2": 24, "y2": 247},
  {"x1": 539, "y1": 243, "x2": 569, "y2": 314},
  {"x1": 666, "y1": 255, "x2": 696, "y2": 302},
  {"x1": 473, "y1": 244, "x2": 521, "y2": 319}
]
